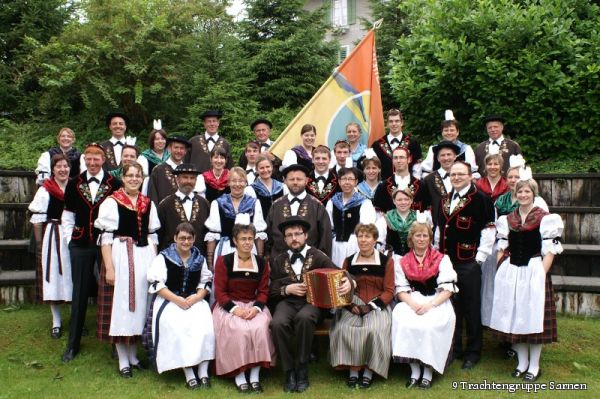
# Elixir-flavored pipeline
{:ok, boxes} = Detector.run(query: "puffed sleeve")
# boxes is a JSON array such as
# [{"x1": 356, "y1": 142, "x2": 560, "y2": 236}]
[
  {"x1": 199, "y1": 259, "x2": 213, "y2": 291},
  {"x1": 136, "y1": 155, "x2": 149, "y2": 176},
  {"x1": 35, "y1": 152, "x2": 51, "y2": 185},
  {"x1": 534, "y1": 196, "x2": 549, "y2": 212},
  {"x1": 204, "y1": 200, "x2": 222, "y2": 241},
  {"x1": 245, "y1": 186, "x2": 256, "y2": 198},
  {"x1": 140, "y1": 177, "x2": 149, "y2": 196},
  {"x1": 194, "y1": 174, "x2": 206, "y2": 197},
  {"x1": 419, "y1": 145, "x2": 435, "y2": 177},
  {"x1": 541, "y1": 214, "x2": 564, "y2": 256},
  {"x1": 375, "y1": 215, "x2": 387, "y2": 247},
  {"x1": 280, "y1": 149, "x2": 297, "y2": 171},
  {"x1": 495, "y1": 216, "x2": 509, "y2": 251},
  {"x1": 436, "y1": 255, "x2": 458, "y2": 293},
  {"x1": 359, "y1": 199, "x2": 376, "y2": 224},
  {"x1": 394, "y1": 257, "x2": 412, "y2": 294},
  {"x1": 464, "y1": 146, "x2": 479, "y2": 177},
  {"x1": 253, "y1": 199, "x2": 268, "y2": 240},
  {"x1": 94, "y1": 197, "x2": 118, "y2": 246},
  {"x1": 147, "y1": 254, "x2": 168, "y2": 294},
  {"x1": 325, "y1": 200, "x2": 334, "y2": 228},
  {"x1": 148, "y1": 202, "x2": 161, "y2": 245},
  {"x1": 29, "y1": 187, "x2": 49, "y2": 224}
]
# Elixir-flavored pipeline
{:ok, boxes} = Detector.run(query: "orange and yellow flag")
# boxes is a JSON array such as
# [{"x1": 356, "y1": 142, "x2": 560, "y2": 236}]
[{"x1": 270, "y1": 28, "x2": 384, "y2": 158}]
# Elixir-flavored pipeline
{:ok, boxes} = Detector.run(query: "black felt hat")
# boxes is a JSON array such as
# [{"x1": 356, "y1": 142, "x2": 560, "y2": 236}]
[
  {"x1": 173, "y1": 163, "x2": 201, "y2": 175},
  {"x1": 278, "y1": 216, "x2": 311, "y2": 233},
  {"x1": 250, "y1": 118, "x2": 273, "y2": 130},
  {"x1": 433, "y1": 140, "x2": 461, "y2": 156},
  {"x1": 167, "y1": 135, "x2": 192, "y2": 148},
  {"x1": 200, "y1": 110, "x2": 223, "y2": 119},
  {"x1": 484, "y1": 115, "x2": 505, "y2": 125},
  {"x1": 105, "y1": 112, "x2": 130, "y2": 127},
  {"x1": 281, "y1": 164, "x2": 310, "y2": 178}
]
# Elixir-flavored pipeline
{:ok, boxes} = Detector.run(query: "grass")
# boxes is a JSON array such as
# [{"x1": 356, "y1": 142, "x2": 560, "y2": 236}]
[{"x1": 0, "y1": 304, "x2": 598, "y2": 399}]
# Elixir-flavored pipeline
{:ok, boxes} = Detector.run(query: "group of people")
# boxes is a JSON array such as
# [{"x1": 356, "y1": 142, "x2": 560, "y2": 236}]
[{"x1": 28, "y1": 107, "x2": 564, "y2": 392}]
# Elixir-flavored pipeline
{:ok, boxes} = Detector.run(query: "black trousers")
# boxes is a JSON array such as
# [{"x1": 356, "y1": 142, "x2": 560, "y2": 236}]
[
  {"x1": 270, "y1": 299, "x2": 322, "y2": 372},
  {"x1": 66, "y1": 244, "x2": 100, "y2": 353},
  {"x1": 452, "y1": 260, "x2": 482, "y2": 362}
]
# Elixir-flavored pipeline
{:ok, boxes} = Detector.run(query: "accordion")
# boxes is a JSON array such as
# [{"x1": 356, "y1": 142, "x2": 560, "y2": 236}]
[{"x1": 304, "y1": 268, "x2": 352, "y2": 308}]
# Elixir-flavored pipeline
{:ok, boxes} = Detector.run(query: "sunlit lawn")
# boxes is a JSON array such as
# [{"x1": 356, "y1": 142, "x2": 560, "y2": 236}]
[{"x1": 1, "y1": 304, "x2": 598, "y2": 398}]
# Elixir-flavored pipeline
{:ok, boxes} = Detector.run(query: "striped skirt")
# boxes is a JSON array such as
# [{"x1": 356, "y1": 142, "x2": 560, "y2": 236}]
[{"x1": 329, "y1": 296, "x2": 392, "y2": 378}]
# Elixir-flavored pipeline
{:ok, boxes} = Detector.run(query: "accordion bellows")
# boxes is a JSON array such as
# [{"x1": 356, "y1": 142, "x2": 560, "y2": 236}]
[{"x1": 305, "y1": 268, "x2": 352, "y2": 308}]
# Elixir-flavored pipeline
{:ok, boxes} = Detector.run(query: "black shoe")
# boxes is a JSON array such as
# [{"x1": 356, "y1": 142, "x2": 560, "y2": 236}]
[
  {"x1": 296, "y1": 365, "x2": 309, "y2": 393},
  {"x1": 523, "y1": 370, "x2": 541, "y2": 382},
  {"x1": 131, "y1": 361, "x2": 146, "y2": 371},
  {"x1": 283, "y1": 370, "x2": 297, "y2": 393},
  {"x1": 61, "y1": 348, "x2": 78, "y2": 363},
  {"x1": 199, "y1": 377, "x2": 211, "y2": 389},
  {"x1": 347, "y1": 376, "x2": 359, "y2": 388},
  {"x1": 250, "y1": 381, "x2": 263, "y2": 393},
  {"x1": 236, "y1": 382, "x2": 251, "y2": 393},
  {"x1": 505, "y1": 348, "x2": 517, "y2": 359},
  {"x1": 358, "y1": 376, "x2": 372, "y2": 389},
  {"x1": 405, "y1": 378, "x2": 419, "y2": 388},
  {"x1": 419, "y1": 378, "x2": 432, "y2": 389},
  {"x1": 186, "y1": 378, "x2": 199, "y2": 390},
  {"x1": 462, "y1": 359, "x2": 477, "y2": 370},
  {"x1": 119, "y1": 367, "x2": 132, "y2": 378},
  {"x1": 511, "y1": 368, "x2": 527, "y2": 378},
  {"x1": 51, "y1": 327, "x2": 62, "y2": 339}
]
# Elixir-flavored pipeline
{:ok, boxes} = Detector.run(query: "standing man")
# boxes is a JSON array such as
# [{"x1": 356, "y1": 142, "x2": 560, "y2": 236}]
[
  {"x1": 475, "y1": 115, "x2": 521, "y2": 176},
  {"x1": 187, "y1": 110, "x2": 233, "y2": 173},
  {"x1": 157, "y1": 163, "x2": 210, "y2": 251},
  {"x1": 101, "y1": 112, "x2": 130, "y2": 172},
  {"x1": 61, "y1": 144, "x2": 122, "y2": 362},
  {"x1": 373, "y1": 147, "x2": 423, "y2": 213},
  {"x1": 239, "y1": 118, "x2": 282, "y2": 176},
  {"x1": 266, "y1": 164, "x2": 332, "y2": 260},
  {"x1": 372, "y1": 109, "x2": 422, "y2": 180},
  {"x1": 269, "y1": 217, "x2": 338, "y2": 393},
  {"x1": 148, "y1": 136, "x2": 193, "y2": 205},
  {"x1": 306, "y1": 145, "x2": 339, "y2": 206},
  {"x1": 421, "y1": 141, "x2": 460, "y2": 227},
  {"x1": 435, "y1": 161, "x2": 495, "y2": 370}
]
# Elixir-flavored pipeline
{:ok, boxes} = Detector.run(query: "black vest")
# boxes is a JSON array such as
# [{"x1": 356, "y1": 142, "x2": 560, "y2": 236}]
[
  {"x1": 165, "y1": 258, "x2": 201, "y2": 297},
  {"x1": 386, "y1": 228, "x2": 410, "y2": 256},
  {"x1": 255, "y1": 190, "x2": 284, "y2": 219},
  {"x1": 346, "y1": 252, "x2": 389, "y2": 277},
  {"x1": 407, "y1": 275, "x2": 438, "y2": 296},
  {"x1": 205, "y1": 184, "x2": 229, "y2": 202},
  {"x1": 333, "y1": 204, "x2": 361, "y2": 242},
  {"x1": 46, "y1": 193, "x2": 65, "y2": 221},
  {"x1": 48, "y1": 147, "x2": 81, "y2": 179},
  {"x1": 222, "y1": 252, "x2": 265, "y2": 281},
  {"x1": 115, "y1": 204, "x2": 150, "y2": 247},
  {"x1": 508, "y1": 228, "x2": 542, "y2": 266}
]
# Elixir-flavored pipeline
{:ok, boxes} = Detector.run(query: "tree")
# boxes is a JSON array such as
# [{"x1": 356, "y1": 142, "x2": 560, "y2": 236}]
[
  {"x1": 239, "y1": 0, "x2": 338, "y2": 110},
  {"x1": 0, "y1": 0, "x2": 73, "y2": 119},
  {"x1": 387, "y1": 0, "x2": 600, "y2": 161}
]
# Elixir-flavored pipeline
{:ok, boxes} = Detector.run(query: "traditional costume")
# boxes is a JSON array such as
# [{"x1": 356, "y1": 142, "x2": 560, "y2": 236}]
[
  {"x1": 188, "y1": 133, "x2": 233, "y2": 173},
  {"x1": 372, "y1": 133, "x2": 421, "y2": 180},
  {"x1": 196, "y1": 168, "x2": 230, "y2": 202},
  {"x1": 281, "y1": 146, "x2": 314, "y2": 173},
  {"x1": 372, "y1": 175, "x2": 423, "y2": 213},
  {"x1": 157, "y1": 191, "x2": 210, "y2": 251},
  {"x1": 356, "y1": 180, "x2": 380, "y2": 200},
  {"x1": 392, "y1": 248, "x2": 457, "y2": 374},
  {"x1": 420, "y1": 169, "x2": 452, "y2": 227},
  {"x1": 476, "y1": 176, "x2": 509, "y2": 202},
  {"x1": 475, "y1": 137, "x2": 522, "y2": 177},
  {"x1": 326, "y1": 192, "x2": 376, "y2": 268},
  {"x1": 329, "y1": 251, "x2": 394, "y2": 378},
  {"x1": 137, "y1": 148, "x2": 170, "y2": 176},
  {"x1": 213, "y1": 252, "x2": 275, "y2": 376},
  {"x1": 35, "y1": 147, "x2": 81, "y2": 185},
  {"x1": 94, "y1": 189, "x2": 160, "y2": 343},
  {"x1": 420, "y1": 141, "x2": 477, "y2": 178},
  {"x1": 378, "y1": 209, "x2": 416, "y2": 257},
  {"x1": 29, "y1": 178, "x2": 72, "y2": 303},
  {"x1": 204, "y1": 194, "x2": 267, "y2": 266},
  {"x1": 489, "y1": 209, "x2": 563, "y2": 343},
  {"x1": 148, "y1": 159, "x2": 180, "y2": 205},
  {"x1": 306, "y1": 169, "x2": 340, "y2": 206},
  {"x1": 146, "y1": 244, "x2": 215, "y2": 373},
  {"x1": 247, "y1": 178, "x2": 287, "y2": 217}
]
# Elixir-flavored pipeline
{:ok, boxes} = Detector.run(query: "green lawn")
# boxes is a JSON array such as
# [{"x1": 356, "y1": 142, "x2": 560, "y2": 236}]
[{"x1": 1, "y1": 304, "x2": 598, "y2": 398}]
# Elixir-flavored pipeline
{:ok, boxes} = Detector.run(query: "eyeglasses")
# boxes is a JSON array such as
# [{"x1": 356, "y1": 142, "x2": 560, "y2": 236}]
[
  {"x1": 284, "y1": 232, "x2": 305, "y2": 239},
  {"x1": 176, "y1": 236, "x2": 194, "y2": 242}
]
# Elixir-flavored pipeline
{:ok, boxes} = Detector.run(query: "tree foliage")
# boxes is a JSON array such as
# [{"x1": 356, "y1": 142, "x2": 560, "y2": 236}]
[
  {"x1": 387, "y1": 0, "x2": 600, "y2": 161},
  {"x1": 239, "y1": 0, "x2": 338, "y2": 109}
]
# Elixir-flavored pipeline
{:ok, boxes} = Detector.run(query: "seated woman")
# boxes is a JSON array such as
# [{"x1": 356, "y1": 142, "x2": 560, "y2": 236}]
[
  {"x1": 326, "y1": 167, "x2": 376, "y2": 268},
  {"x1": 213, "y1": 219, "x2": 275, "y2": 393},
  {"x1": 35, "y1": 127, "x2": 81, "y2": 185},
  {"x1": 246, "y1": 154, "x2": 288, "y2": 217},
  {"x1": 356, "y1": 149, "x2": 381, "y2": 200},
  {"x1": 205, "y1": 167, "x2": 267, "y2": 268},
  {"x1": 392, "y1": 217, "x2": 457, "y2": 389},
  {"x1": 29, "y1": 154, "x2": 73, "y2": 338},
  {"x1": 377, "y1": 188, "x2": 417, "y2": 258},
  {"x1": 137, "y1": 122, "x2": 169, "y2": 176},
  {"x1": 489, "y1": 176, "x2": 563, "y2": 382},
  {"x1": 95, "y1": 162, "x2": 160, "y2": 377},
  {"x1": 281, "y1": 124, "x2": 316, "y2": 173},
  {"x1": 475, "y1": 152, "x2": 509, "y2": 202},
  {"x1": 146, "y1": 222, "x2": 214, "y2": 389},
  {"x1": 196, "y1": 147, "x2": 230, "y2": 202},
  {"x1": 329, "y1": 223, "x2": 394, "y2": 389}
]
